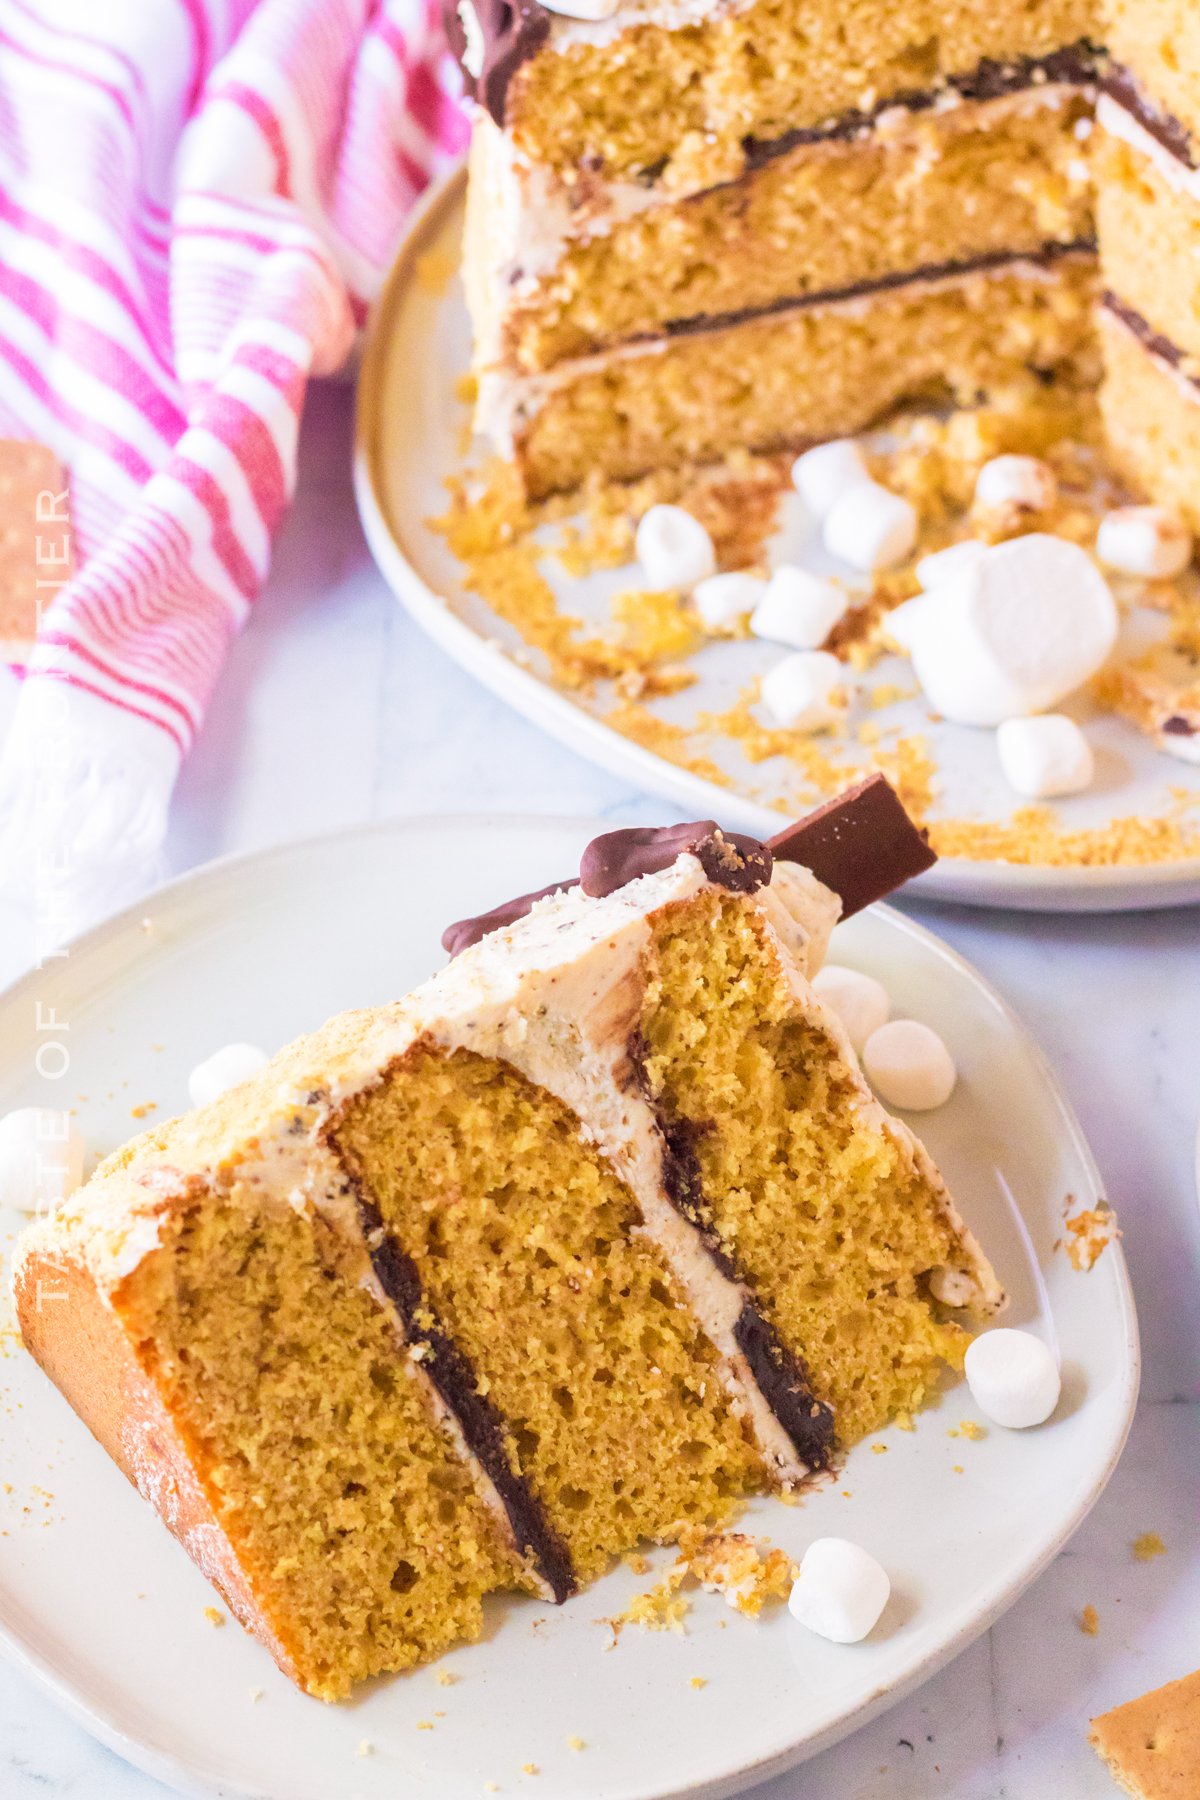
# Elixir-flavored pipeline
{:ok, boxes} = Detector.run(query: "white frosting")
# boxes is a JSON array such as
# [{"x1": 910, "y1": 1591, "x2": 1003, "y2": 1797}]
[{"x1": 1097, "y1": 93, "x2": 1200, "y2": 204}]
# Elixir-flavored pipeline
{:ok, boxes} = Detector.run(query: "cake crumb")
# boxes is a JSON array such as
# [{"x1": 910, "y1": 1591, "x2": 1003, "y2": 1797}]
[
  {"x1": 355, "y1": 1740, "x2": 373, "y2": 1758},
  {"x1": 416, "y1": 1719, "x2": 434, "y2": 1731},
  {"x1": 1133, "y1": 1533, "x2": 1167, "y2": 1563},
  {"x1": 1062, "y1": 1202, "x2": 1121, "y2": 1271},
  {"x1": 894, "y1": 1412, "x2": 915, "y2": 1432},
  {"x1": 521, "y1": 1763, "x2": 539, "y2": 1776},
  {"x1": 130, "y1": 1102, "x2": 156, "y2": 1119},
  {"x1": 1080, "y1": 1604, "x2": 1100, "y2": 1636},
  {"x1": 871, "y1": 1443, "x2": 889, "y2": 1454},
  {"x1": 567, "y1": 1736, "x2": 586, "y2": 1752},
  {"x1": 436, "y1": 1669, "x2": 459, "y2": 1686},
  {"x1": 690, "y1": 1676, "x2": 707, "y2": 1689},
  {"x1": 952, "y1": 1464, "x2": 964, "y2": 1474},
  {"x1": 249, "y1": 1688, "x2": 263, "y2": 1702},
  {"x1": 624, "y1": 1551, "x2": 650, "y2": 1575},
  {"x1": 958, "y1": 1420, "x2": 986, "y2": 1441},
  {"x1": 203, "y1": 1607, "x2": 224, "y2": 1627}
]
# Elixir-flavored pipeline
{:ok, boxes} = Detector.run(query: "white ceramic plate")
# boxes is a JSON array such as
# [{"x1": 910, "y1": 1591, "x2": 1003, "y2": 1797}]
[
  {"x1": 0, "y1": 815, "x2": 1139, "y2": 1800},
  {"x1": 354, "y1": 168, "x2": 1200, "y2": 912}
]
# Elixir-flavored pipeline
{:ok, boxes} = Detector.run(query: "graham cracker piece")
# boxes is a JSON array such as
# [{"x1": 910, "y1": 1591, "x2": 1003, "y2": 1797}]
[
  {"x1": 0, "y1": 439, "x2": 72, "y2": 661},
  {"x1": 1090, "y1": 1668, "x2": 1200, "y2": 1797}
]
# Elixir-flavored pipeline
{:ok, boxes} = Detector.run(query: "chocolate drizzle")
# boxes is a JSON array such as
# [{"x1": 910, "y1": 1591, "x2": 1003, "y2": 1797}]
[
  {"x1": 1101, "y1": 62, "x2": 1199, "y2": 172},
  {"x1": 344, "y1": 1174, "x2": 576, "y2": 1602},
  {"x1": 744, "y1": 41, "x2": 1102, "y2": 172},
  {"x1": 581, "y1": 821, "x2": 771, "y2": 897},
  {"x1": 444, "y1": 0, "x2": 549, "y2": 126},
  {"x1": 662, "y1": 240, "x2": 1097, "y2": 344},
  {"x1": 768, "y1": 774, "x2": 936, "y2": 919},
  {"x1": 442, "y1": 878, "x2": 579, "y2": 957},
  {"x1": 1102, "y1": 291, "x2": 1200, "y2": 392},
  {"x1": 626, "y1": 1030, "x2": 836, "y2": 1473}
]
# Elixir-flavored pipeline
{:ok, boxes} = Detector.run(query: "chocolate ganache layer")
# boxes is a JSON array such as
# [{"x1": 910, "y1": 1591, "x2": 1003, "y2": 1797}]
[
  {"x1": 1103, "y1": 291, "x2": 1200, "y2": 392},
  {"x1": 1100, "y1": 63, "x2": 1199, "y2": 172},
  {"x1": 442, "y1": 775, "x2": 935, "y2": 956}
]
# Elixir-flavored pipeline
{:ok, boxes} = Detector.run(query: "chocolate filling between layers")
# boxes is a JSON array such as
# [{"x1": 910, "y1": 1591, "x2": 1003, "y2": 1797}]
[
  {"x1": 627, "y1": 1033, "x2": 837, "y2": 1474},
  {"x1": 1102, "y1": 291, "x2": 1200, "y2": 393},
  {"x1": 329, "y1": 1149, "x2": 577, "y2": 1603},
  {"x1": 1100, "y1": 63, "x2": 1199, "y2": 171}
]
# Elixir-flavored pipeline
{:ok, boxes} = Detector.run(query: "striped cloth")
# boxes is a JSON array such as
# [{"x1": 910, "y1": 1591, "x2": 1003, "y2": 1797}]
[{"x1": 0, "y1": 0, "x2": 466, "y2": 916}]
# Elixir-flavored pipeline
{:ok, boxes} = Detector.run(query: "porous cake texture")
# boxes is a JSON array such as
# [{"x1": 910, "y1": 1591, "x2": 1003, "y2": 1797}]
[
  {"x1": 1095, "y1": 10, "x2": 1200, "y2": 532},
  {"x1": 14, "y1": 810, "x2": 1001, "y2": 1699},
  {"x1": 454, "y1": 0, "x2": 1102, "y2": 494}
]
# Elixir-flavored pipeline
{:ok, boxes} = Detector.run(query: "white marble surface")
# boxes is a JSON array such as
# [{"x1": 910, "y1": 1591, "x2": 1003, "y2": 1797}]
[{"x1": 0, "y1": 384, "x2": 1197, "y2": 1800}]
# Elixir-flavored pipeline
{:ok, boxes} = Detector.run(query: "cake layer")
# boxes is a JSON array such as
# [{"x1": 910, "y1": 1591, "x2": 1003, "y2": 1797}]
[
  {"x1": 459, "y1": 0, "x2": 1096, "y2": 191},
  {"x1": 1105, "y1": 3, "x2": 1200, "y2": 146},
  {"x1": 489, "y1": 251, "x2": 1100, "y2": 497},
  {"x1": 471, "y1": 85, "x2": 1094, "y2": 375},
  {"x1": 1095, "y1": 93, "x2": 1200, "y2": 362},
  {"x1": 1099, "y1": 298, "x2": 1200, "y2": 534}
]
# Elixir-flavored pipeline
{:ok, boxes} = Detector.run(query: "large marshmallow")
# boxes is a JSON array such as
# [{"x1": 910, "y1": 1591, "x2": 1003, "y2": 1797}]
[
  {"x1": 760, "y1": 651, "x2": 843, "y2": 730},
  {"x1": 997, "y1": 715, "x2": 1094, "y2": 798},
  {"x1": 863, "y1": 1020, "x2": 956, "y2": 1111},
  {"x1": 693, "y1": 571, "x2": 767, "y2": 631},
  {"x1": 916, "y1": 540, "x2": 990, "y2": 590},
  {"x1": 1096, "y1": 506, "x2": 1193, "y2": 580},
  {"x1": 823, "y1": 482, "x2": 918, "y2": 573},
  {"x1": 635, "y1": 505, "x2": 716, "y2": 590},
  {"x1": 974, "y1": 454, "x2": 1058, "y2": 514},
  {"x1": 964, "y1": 1329, "x2": 1061, "y2": 1429},
  {"x1": 189, "y1": 1042, "x2": 270, "y2": 1109},
  {"x1": 750, "y1": 567, "x2": 848, "y2": 650},
  {"x1": 791, "y1": 439, "x2": 869, "y2": 519},
  {"x1": 0, "y1": 1108, "x2": 86, "y2": 1214},
  {"x1": 789, "y1": 1538, "x2": 891, "y2": 1644},
  {"x1": 811, "y1": 964, "x2": 890, "y2": 1053},
  {"x1": 902, "y1": 535, "x2": 1118, "y2": 727}
]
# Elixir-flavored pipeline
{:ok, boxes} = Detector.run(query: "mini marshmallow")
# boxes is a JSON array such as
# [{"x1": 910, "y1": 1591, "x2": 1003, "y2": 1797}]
[
  {"x1": 789, "y1": 1538, "x2": 891, "y2": 1644},
  {"x1": 915, "y1": 540, "x2": 990, "y2": 590},
  {"x1": 903, "y1": 534, "x2": 1118, "y2": 727},
  {"x1": 750, "y1": 567, "x2": 848, "y2": 650},
  {"x1": 997, "y1": 715, "x2": 1094, "y2": 799},
  {"x1": 635, "y1": 504, "x2": 716, "y2": 591},
  {"x1": 1096, "y1": 505, "x2": 1193, "y2": 580},
  {"x1": 692, "y1": 571, "x2": 767, "y2": 630},
  {"x1": 964, "y1": 1328, "x2": 1061, "y2": 1429},
  {"x1": 791, "y1": 439, "x2": 870, "y2": 519},
  {"x1": 974, "y1": 454, "x2": 1058, "y2": 513},
  {"x1": 823, "y1": 481, "x2": 918, "y2": 573},
  {"x1": 811, "y1": 964, "x2": 890, "y2": 1053},
  {"x1": 0, "y1": 1108, "x2": 86, "y2": 1214},
  {"x1": 863, "y1": 1020, "x2": 956, "y2": 1111},
  {"x1": 189, "y1": 1042, "x2": 270, "y2": 1109},
  {"x1": 760, "y1": 651, "x2": 843, "y2": 731},
  {"x1": 540, "y1": 0, "x2": 620, "y2": 16}
]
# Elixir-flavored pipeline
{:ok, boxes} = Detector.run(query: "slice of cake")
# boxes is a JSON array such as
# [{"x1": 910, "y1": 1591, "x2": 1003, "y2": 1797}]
[
  {"x1": 13, "y1": 783, "x2": 1002, "y2": 1698},
  {"x1": 1095, "y1": 8, "x2": 1200, "y2": 532},
  {"x1": 452, "y1": 0, "x2": 1101, "y2": 495}
]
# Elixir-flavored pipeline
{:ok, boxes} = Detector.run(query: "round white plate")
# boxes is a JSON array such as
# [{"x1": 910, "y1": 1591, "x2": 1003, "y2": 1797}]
[
  {"x1": 0, "y1": 815, "x2": 1138, "y2": 1800},
  {"x1": 354, "y1": 168, "x2": 1200, "y2": 912}
]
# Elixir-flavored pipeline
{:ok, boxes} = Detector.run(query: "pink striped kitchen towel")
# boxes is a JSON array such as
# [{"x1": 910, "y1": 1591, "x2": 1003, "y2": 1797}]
[{"x1": 0, "y1": 0, "x2": 467, "y2": 926}]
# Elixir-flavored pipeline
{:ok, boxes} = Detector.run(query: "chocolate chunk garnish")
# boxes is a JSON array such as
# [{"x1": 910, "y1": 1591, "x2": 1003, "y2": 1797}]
[
  {"x1": 1100, "y1": 63, "x2": 1199, "y2": 172},
  {"x1": 768, "y1": 774, "x2": 936, "y2": 917},
  {"x1": 1163, "y1": 716, "x2": 1196, "y2": 737},
  {"x1": 580, "y1": 822, "x2": 772, "y2": 898},
  {"x1": 442, "y1": 877, "x2": 579, "y2": 957},
  {"x1": 443, "y1": 0, "x2": 549, "y2": 128}
]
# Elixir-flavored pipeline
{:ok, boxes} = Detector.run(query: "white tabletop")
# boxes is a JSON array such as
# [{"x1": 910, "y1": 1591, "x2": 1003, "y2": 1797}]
[{"x1": 1, "y1": 383, "x2": 1197, "y2": 1800}]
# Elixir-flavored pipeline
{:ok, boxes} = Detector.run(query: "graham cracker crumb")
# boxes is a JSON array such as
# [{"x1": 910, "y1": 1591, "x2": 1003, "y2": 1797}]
[
  {"x1": 436, "y1": 1668, "x2": 459, "y2": 1686},
  {"x1": 958, "y1": 1420, "x2": 986, "y2": 1441},
  {"x1": 567, "y1": 1736, "x2": 585, "y2": 1752},
  {"x1": 1080, "y1": 1604, "x2": 1100, "y2": 1636},
  {"x1": 690, "y1": 1676, "x2": 708, "y2": 1689},
  {"x1": 871, "y1": 1443, "x2": 889, "y2": 1454},
  {"x1": 1062, "y1": 1202, "x2": 1122, "y2": 1271},
  {"x1": 1133, "y1": 1533, "x2": 1167, "y2": 1563},
  {"x1": 203, "y1": 1607, "x2": 224, "y2": 1627},
  {"x1": 521, "y1": 1763, "x2": 539, "y2": 1776}
]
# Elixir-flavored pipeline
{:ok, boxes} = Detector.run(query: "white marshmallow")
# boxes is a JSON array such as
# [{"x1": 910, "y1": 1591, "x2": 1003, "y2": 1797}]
[
  {"x1": 789, "y1": 1538, "x2": 891, "y2": 1644},
  {"x1": 862, "y1": 1020, "x2": 956, "y2": 1111},
  {"x1": 635, "y1": 505, "x2": 717, "y2": 591},
  {"x1": 964, "y1": 1328, "x2": 1061, "y2": 1429},
  {"x1": 791, "y1": 439, "x2": 870, "y2": 519},
  {"x1": 811, "y1": 965, "x2": 890, "y2": 1053},
  {"x1": 750, "y1": 567, "x2": 849, "y2": 650},
  {"x1": 0, "y1": 1108, "x2": 86, "y2": 1214},
  {"x1": 760, "y1": 651, "x2": 843, "y2": 731},
  {"x1": 692, "y1": 571, "x2": 767, "y2": 630},
  {"x1": 539, "y1": 0, "x2": 620, "y2": 16},
  {"x1": 903, "y1": 534, "x2": 1118, "y2": 727},
  {"x1": 997, "y1": 715, "x2": 1094, "y2": 798},
  {"x1": 823, "y1": 482, "x2": 918, "y2": 573},
  {"x1": 916, "y1": 540, "x2": 990, "y2": 590},
  {"x1": 189, "y1": 1043, "x2": 270, "y2": 1109},
  {"x1": 1096, "y1": 506, "x2": 1193, "y2": 580},
  {"x1": 974, "y1": 454, "x2": 1058, "y2": 513}
]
